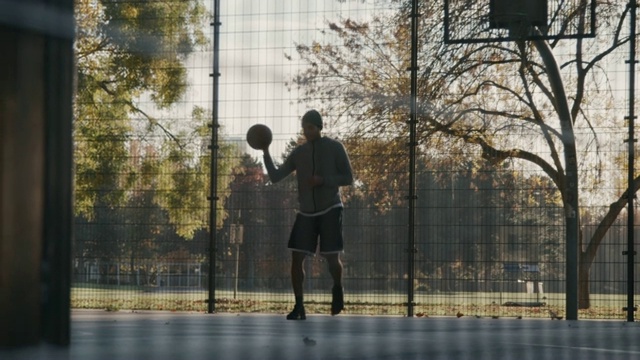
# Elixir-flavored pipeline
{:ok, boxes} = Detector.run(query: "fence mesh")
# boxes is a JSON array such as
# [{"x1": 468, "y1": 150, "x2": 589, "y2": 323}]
[{"x1": 73, "y1": 0, "x2": 637, "y2": 320}]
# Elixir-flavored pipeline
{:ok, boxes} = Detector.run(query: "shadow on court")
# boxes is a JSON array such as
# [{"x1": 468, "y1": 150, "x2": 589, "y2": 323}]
[{"x1": 2, "y1": 310, "x2": 640, "y2": 359}]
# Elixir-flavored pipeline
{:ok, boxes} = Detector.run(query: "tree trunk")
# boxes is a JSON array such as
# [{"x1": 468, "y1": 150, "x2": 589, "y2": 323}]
[{"x1": 578, "y1": 252, "x2": 591, "y2": 309}]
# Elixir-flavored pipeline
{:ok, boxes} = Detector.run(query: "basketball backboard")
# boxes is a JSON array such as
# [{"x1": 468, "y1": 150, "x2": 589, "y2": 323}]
[{"x1": 444, "y1": 0, "x2": 596, "y2": 44}]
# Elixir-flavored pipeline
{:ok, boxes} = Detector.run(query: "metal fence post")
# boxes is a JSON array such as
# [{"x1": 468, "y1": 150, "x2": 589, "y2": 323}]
[
  {"x1": 208, "y1": 0, "x2": 222, "y2": 314},
  {"x1": 624, "y1": 0, "x2": 637, "y2": 323},
  {"x1": 406, "y1": 0, "x2": 420, "y2": 317}
]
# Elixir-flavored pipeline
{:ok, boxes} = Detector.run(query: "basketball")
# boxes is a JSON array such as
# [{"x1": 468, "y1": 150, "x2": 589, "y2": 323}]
[{"x1": 246, "y1": 124, "x2": 273, "y2": 150}]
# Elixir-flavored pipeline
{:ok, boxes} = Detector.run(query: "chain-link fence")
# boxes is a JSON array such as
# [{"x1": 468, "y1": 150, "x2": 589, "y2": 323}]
[{"x1": 72, "y1": 0, "x2": 638, "y2": 320}]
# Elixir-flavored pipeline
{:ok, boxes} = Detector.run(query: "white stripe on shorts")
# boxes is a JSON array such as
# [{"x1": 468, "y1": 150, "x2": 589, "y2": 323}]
[{"x1": 298, "y1": 202, "x2": 343, "y2": 217}]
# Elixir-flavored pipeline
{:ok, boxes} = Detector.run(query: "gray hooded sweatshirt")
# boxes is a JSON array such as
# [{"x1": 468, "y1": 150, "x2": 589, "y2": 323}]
[{"x1": 263, "y1": 136, "x2": 353, "y2": 214}]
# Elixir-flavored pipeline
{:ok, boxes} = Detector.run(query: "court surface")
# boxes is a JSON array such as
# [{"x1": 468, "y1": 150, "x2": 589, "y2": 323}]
[{"x1": 3, "y1": 309, "x2": 640, "y2": 359}]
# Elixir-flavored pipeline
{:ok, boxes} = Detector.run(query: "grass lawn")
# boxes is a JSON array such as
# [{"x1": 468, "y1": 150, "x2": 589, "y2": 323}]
[{"x1": 71, "y1": 284, "x2": 630, "y2": 320}]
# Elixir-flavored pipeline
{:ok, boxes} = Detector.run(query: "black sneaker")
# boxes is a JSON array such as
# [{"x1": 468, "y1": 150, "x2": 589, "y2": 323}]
[
  {"x1": 286, "y1": 305, "x2": 306, "y2": 320},
  {"x1": 331, "y1": 286, "x2": 344, "y2": 315}
]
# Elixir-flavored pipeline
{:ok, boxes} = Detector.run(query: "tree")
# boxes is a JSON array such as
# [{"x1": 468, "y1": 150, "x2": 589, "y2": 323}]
[
  {"x1": 223, "y1": 154, "x2": 270, "y2": 290},
  {"x1": 75, "y1": 0, "x2": 206, "y2": 212},
  {"x1": 74, "y1": 1, "x2": 236, "y2": 238},
  {"x1": 154, "y1": 107, "x2": 239, "y2": 238},
  {"x1": 291, "y1": 1, "x2": 634, "y2": 309}
]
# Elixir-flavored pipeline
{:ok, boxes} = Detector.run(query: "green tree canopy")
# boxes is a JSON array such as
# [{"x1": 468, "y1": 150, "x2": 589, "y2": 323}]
[{"x1": 74, "y1": 0, "x2": 235, "y2": 239}]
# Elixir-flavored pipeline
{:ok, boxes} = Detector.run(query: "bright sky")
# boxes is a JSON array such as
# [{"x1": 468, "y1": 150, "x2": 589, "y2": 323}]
[
  {"x1": 179, "y1": 0, "x2": 389, "y2": 160},
  {"x1": 172, "y1": 0, "x2": 634, "y2": 207}
]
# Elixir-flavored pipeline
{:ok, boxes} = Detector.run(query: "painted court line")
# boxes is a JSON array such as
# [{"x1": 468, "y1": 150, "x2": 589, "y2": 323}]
[{"x1": 515, "y1": 343, "x2": 640, "y2": 355}]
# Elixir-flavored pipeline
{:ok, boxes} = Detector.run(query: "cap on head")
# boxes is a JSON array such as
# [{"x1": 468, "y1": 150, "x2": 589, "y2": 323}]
[{"x1": 302, "y1": 109, "x2": 323, "y2": 130}]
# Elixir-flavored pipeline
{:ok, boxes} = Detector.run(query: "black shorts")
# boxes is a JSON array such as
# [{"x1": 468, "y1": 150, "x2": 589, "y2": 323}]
[{"x1": 288, "y1": 207, "x2": 343, "y2": 255}]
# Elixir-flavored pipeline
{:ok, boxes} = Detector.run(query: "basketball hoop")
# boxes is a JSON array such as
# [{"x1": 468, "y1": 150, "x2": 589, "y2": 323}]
[
  {"x1": 488, "y1": 0, "x2": 546, "y2": 40},
  {"x1": 489, "y1": 13, "x2": 531, "y2": 40},
  {"x1": 443, "y1": 0, "x2": 595, "y2": 44}
]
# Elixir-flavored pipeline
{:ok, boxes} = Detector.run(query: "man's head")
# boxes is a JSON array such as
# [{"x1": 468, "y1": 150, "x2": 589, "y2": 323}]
[
  {"x1": 301, "y1": 109, "x2": 323, "y2": 141},
  {"x1": 302, "y1": 110, "x2": 323, "y2": 129}
]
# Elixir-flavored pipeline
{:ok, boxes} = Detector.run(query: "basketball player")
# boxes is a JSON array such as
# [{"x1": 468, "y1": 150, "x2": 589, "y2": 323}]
[{"x1": 260, "y1": 110, "x2": 354, "y2": 320}]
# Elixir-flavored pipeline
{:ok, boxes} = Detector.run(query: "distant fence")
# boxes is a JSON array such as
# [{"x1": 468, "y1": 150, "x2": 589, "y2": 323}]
[
  {"x1": 74, "y1": 261, "x2": 206, "y2": 288},
  {"x1": 72, "y1": 0, "x2": 637, "y2": 320}
]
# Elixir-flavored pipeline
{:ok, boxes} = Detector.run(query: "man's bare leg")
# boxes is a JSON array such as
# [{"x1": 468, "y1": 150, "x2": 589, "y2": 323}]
[
  {"x1": 287, "y1": 251, "x2": 307, "y2": 320},
  {"x1": 324, "y1": 253, "x2": 343, "y2": 288},
  {"x1": 324, "y1": 253, "x2": 344, "y2": 315}
]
